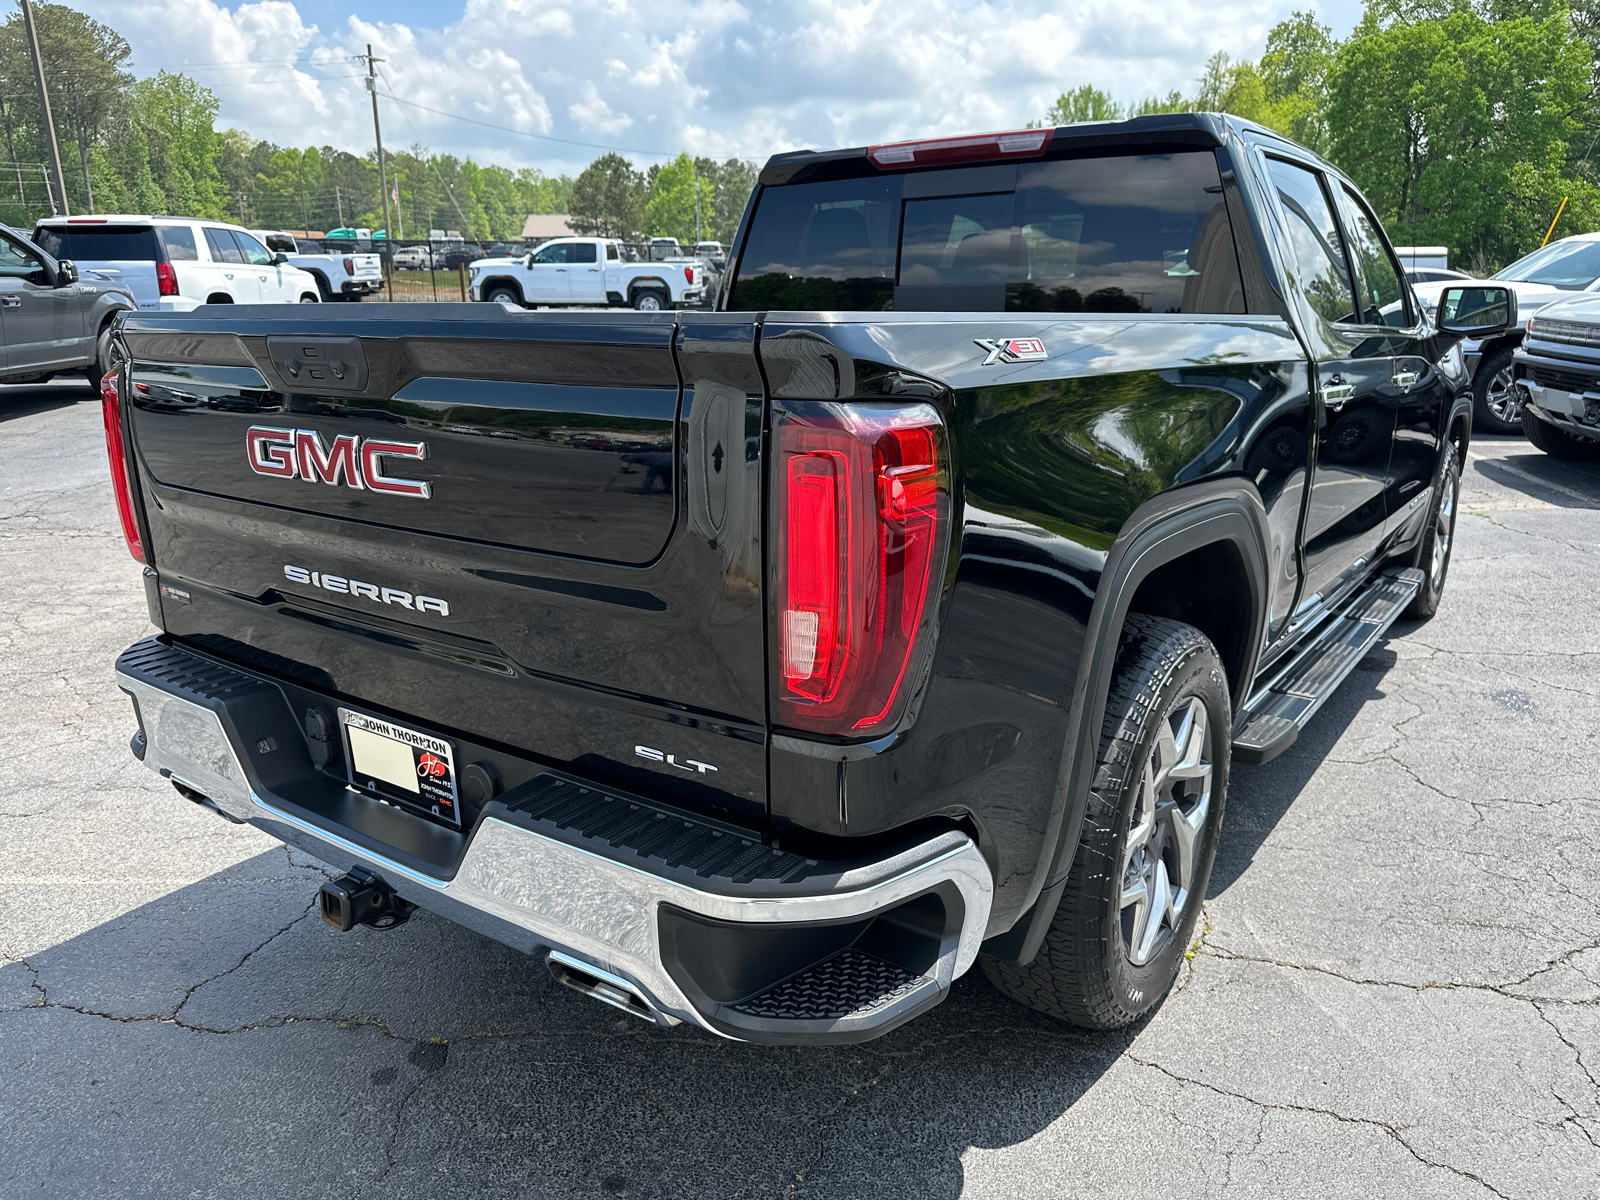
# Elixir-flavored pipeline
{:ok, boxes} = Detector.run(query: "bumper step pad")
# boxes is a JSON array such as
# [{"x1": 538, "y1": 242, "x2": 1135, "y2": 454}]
[
  {"x1": 1233, "y1": 568, "x2": 1422, "y2": 764},
  {"x1": 729, "y1": 950, "x2": 926, "y2": 1021}
]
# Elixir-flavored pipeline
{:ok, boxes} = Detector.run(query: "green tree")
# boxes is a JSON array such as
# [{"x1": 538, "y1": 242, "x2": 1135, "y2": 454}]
[
  {"x1": 569, "y1": 152, "x2": 645, "y2": 239},
  {"x1": 0, "y1": 3, "x2": 131, "y2": 213},
  {"x1": 1261, "y1": 11, "x2": 1337, "y2": 150},
  {"x1": 132, "y1": 71, "x2": 223, "y2": 218},
  {"x1": 1328, "y1": 8, "x2": 1596, "y2": 268},
  {"x1": 1040, "y1": 85, "x2": 1124, "y2": 125},
  {"x1": 645, "y1": 152, "x2": 701, "y2": 242}
]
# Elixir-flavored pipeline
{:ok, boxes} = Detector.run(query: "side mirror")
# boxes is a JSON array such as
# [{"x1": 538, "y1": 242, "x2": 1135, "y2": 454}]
[
  {"x1": 525, "y1": 252, "x2": 535, "y2": 267},
  {"x1": 272, "y1": 251, "x2": 290, "y2": 265},
  {"x1": 1436, "y1": 284, "x2": 1517, "y2": 337},
  {"x1": 58, "y1": 259, "x2": 78, "y2": 285}
]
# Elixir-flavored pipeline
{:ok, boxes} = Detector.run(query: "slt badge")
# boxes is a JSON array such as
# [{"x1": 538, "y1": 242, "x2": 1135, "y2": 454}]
[{"x1": 975, "y1": 337, "x2": 1048, "y2": 366}]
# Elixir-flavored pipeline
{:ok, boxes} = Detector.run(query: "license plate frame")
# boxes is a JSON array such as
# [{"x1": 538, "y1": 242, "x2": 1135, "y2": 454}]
[{"x1": 337, "y1": 707, "x2": 462, "y2": 828}]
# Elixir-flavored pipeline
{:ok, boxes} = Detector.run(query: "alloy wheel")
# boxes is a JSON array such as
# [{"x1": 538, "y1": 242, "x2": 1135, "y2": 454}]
[
  {"x1": 1431, "y1": 459, "x2": 1458, "y2": 584},
  {"x1": 1485, "y1": 366, "x2": 1522, "y2": 423},
  {"x1": 1121, "y1": 696, "x2": 1213, "y2": 966}
]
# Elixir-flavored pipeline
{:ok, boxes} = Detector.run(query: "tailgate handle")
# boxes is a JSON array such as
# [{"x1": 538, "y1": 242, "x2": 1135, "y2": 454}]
[{"x1": 266, "y1": 335, "x2": 370, "y2": 393}]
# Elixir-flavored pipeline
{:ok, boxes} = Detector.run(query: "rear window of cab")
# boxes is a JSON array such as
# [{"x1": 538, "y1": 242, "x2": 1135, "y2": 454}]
[{"x1": 728, "y1": 149, "x2": 1246, "y2": 315}]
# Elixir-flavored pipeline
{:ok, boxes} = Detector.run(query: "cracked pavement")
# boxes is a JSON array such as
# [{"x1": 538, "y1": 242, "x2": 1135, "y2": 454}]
[{"x1": 2, "y1": 384, "x2": 1597, "y2": 1199}]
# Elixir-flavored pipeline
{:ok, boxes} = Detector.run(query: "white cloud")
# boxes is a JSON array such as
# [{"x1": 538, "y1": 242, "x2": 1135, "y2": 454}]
[{"x1": 77, "y1": 0, "x2": 1360, "y2": 178}]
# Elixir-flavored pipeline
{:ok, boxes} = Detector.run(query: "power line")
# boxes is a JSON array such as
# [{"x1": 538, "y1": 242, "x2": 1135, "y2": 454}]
[{"x1": 373, "y1": 89, "x2": 675, "y2": 158}]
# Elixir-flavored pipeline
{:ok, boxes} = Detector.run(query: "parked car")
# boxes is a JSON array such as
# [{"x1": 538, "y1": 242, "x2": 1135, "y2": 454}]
[
  {"x1": 255, "y1": 230, "x2": 383, "y2": 301},
  {"x1": 1412, "y1": 231, "x2": 1600, "y2": 434},
  {"x1": 390, "y1": 245, "x2": 435, "y2": 270},
  {"x1": 0, "y1": 223, "x2": 133, "y2": 385},
  {"x1": 1512, "y1": 294, "x2": 1600, "y2": 459},
  {"x1": 468, "y1": 236, "x2": 705, "y2": 309},
  {"x1": 692, "y1": 241, "x2": 727, "y2": 266},
  {"x1": 34, "y1": 216, "x2": 322, "y2": 309},
  {"x1": 647, "y1": 236, "x2": 681, "y2": 260},
  {"x1": 436, "y1": 244, "x2": 482, "y2": 270},
  {"x1": 1406, "y1": 267, "x2": 1473, "y2": 285},
  {"x1": 103, "y1": 113, "x2": 1500, "y2": 1045}
]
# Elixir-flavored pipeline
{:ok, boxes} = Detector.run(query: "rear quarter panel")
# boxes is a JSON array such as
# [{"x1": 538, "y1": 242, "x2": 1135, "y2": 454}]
[{"x1": 760, "y1": 312, "x2": 1312, "y2": 932}]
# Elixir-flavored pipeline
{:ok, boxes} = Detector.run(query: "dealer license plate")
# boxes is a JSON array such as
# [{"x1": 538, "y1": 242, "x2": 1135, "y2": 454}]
[{"x1": 338, "y1": 707, "x2": 461, "y2": 827}]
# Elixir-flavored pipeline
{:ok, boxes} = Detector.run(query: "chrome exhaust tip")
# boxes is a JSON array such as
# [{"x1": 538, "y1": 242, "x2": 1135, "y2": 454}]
[{"x1": 545, "y1": 951, "x2": 677, "y2": 1028}]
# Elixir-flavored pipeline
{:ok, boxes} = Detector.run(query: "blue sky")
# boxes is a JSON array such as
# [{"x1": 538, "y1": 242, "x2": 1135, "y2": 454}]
[{"x1": 67, "y1": 0, "x2": 1370, "y2": 178}]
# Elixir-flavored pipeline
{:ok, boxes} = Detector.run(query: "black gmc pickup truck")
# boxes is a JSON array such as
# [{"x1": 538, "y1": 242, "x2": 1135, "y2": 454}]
[{"x1": 104, "y1": 114, "x2": 1514, "y2": 1044}]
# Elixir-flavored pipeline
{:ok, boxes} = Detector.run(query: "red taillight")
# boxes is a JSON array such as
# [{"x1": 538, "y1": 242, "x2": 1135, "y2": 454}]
[
  {"x1": 867, "y1": 127, "x2": 1053, "y2": 169},
  {"x1": 156, "y1": 262, "x2": 179, "y2": 296},
  {"x1": 343, "y1": 257, "x2": 354, "y2": 275},
  {"x1": 684, "y1": 266, "x2": 695, "y2": 284},
  {"x1": 777, "y1": 402, "x2": 948, "y2": 735},
  {"x1": 100, "y1": 370, "x2": 145, "y2": 562}
]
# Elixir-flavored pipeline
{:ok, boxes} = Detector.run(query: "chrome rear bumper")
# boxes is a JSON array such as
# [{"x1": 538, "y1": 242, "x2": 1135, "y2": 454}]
[{"x1": 117, "y1": 638, "x2": 993, "y2": 1043}]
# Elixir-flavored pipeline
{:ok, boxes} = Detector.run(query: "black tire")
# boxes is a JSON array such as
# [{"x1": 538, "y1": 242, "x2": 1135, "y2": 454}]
[
  {"x1": 1522, "y1": 405, "x2": 1600, "y2": 461},
  {"x1": 299, "y1": 293, "x2": 319, "y2": 303},
  {"x1": 310, "y1": 272, "x2": 334, "y2": 302},
  {"x1": 1471, "y1": 347, "x2": 1522, "y2": 435},
  {"x1": 84, "y1": 321, "x2": 122, "y2": 388},
  {"x1": 485, "y1": 285, "x2": 522, "y2": 307},
  {"x1": 981, "y1": 615, "x2": 1230, "y2": 1030},
  {"x1": 632, "y1": 289, "x2": 666, "y2": 312},
  {"x1": 1405, "y1": 441, "x2": 1461, "y2": 619}
]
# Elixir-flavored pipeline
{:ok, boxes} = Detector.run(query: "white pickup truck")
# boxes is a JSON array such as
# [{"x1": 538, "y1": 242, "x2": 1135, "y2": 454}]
[
  {"x1": 468, "y1": 237, "x2": 705, "y2": 311},
  {"x1": 257, "y1": 231, "x2": 383, "y2": 301}
]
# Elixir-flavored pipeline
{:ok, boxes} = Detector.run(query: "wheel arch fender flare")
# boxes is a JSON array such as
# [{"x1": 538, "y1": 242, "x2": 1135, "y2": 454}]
[
  {"x1": 479, "y1": 276, "x2": 525, "y2": 303},
  {"x1": 981, "y1": 479, "x2": 1271, "y2": 964}
]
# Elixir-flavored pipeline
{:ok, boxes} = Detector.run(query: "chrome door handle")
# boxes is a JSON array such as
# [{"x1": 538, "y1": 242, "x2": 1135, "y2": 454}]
[
  {"x1": 0, "y1": 295, "x2": 20, "y2": 308},
  {"x1": 1392, "y1": 370, "x2": 1419, "y2": 388},
  {"x1": 1323, "y1": 382, "x2": 1354, "y2": 410},
  {"x1": 224, "y1": 272, "x2": 234, "y2": 279}
]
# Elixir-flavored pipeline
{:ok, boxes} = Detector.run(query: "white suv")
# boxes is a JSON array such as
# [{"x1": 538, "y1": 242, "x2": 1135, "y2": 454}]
[{"x1": 33, "y1": 216, "x2": 322, "y2": 310}]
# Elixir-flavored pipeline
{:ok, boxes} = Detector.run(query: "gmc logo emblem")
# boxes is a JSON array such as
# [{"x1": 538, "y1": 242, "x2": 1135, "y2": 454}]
[{"x1": 246, "y1": 426, "x2": 431, "y2": 499}]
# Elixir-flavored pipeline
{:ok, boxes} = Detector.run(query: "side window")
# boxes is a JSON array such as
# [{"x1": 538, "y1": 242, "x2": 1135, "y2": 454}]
[
  {"x1": 532, "y1": 242, "x2": 570, "y2": 264},
  {"x1": 0, "y1": 235, "x2": 46, "y2": 281},
  {"x1": 1264, "y1": 158, "x2": 1356, "y2": 325},
  {"x1": 262, "y1": 233, "x2": 297, "y2": 254},
  {"x1": 606, "y1": 243, "x2": 618, "y2": 261},
  {"x1": 232, "y1": 231, "x2": 274, "y2": 267},
  {"x1": 571, "y1": 241, "x2": 598, "y2": 263},
  {"x1": 1337, "y1": 187, "x2": 1409, "y2": 328},
  {"x1": 204, "y1": 228, "x2": 244, "y2": 265},
  {"x1": 157, "y1": 226, "x2": 198, "y2": 261}
]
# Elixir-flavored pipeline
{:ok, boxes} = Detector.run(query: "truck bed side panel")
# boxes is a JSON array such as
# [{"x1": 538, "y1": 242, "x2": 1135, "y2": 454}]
[{"x1": 760, "y1": 312, "x2": 1311, "y2": 930}]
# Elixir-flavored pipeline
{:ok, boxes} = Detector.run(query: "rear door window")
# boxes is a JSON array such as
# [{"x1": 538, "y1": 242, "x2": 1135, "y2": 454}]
[
  {"x1": 1264, "y1": 158, "x2": 1357, "y2": 325},
  {"x1": 32, "y1": 225, "x2": 160, "y2": 262},
  {"x1": 157, "y1": 226, "x2": 198, "y2": 260},
  {"x1": 571, "y1": 241, "x2": 598, "y2": 263},
  {"x1": 204, "y1": 228, "x2": 244, "y2": 265},
  {"x1": 729, "y1": 151, "x2": 1246, "y2": 313}
]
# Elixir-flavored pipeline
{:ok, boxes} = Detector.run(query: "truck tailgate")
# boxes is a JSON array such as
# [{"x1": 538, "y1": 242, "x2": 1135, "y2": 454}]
[{"x1": 120, "y1": 306, "x2": 769, "y2": 821}]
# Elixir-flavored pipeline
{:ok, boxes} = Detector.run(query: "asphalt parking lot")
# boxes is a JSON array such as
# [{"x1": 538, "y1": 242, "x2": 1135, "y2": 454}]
[{"x1": 2, "y1": 381, "x2": 1597, "y2": 1199}]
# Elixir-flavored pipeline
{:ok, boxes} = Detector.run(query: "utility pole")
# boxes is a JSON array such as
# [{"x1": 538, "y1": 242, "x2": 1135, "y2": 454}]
[
  {"x1": 335, "y1": 185, "x2": 344, "y2": 228},
  {"x1": 694, "y1": 178, "x2": 702, "y2": 243},
  {"x1": 20, "y1": 0, "x2": 67, "y2": 216},
  {"x1": 364, "y1": 44, "x2": 394, "y2": 301}
]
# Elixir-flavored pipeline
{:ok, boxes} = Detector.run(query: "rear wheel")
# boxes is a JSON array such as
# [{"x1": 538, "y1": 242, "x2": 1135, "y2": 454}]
[
  {"x1": 84, "y1": 321, "x2": 123, "y2": 387},
  {"x1": 1472, "y1": 348, "x2": 1522, "y2": 435},
  {"x1": 1522, "y1": 405, "x2": 1600, "y2": 461},
  {"x1": 299, "y1": 293, "x2": 319, "y2": 303},
  {"x1": 1406, "y1": 441, "x2": 1460, "y2": 619},
  {"x1": 632, "y1": 289, "x2": 666, "y2": 312},
  {"x1": 981, "y1": 615, "x2": 1229, "y2": 1029},
  {"x1": 486, "y1": 285, "x2": 522, "y2": 307}
]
